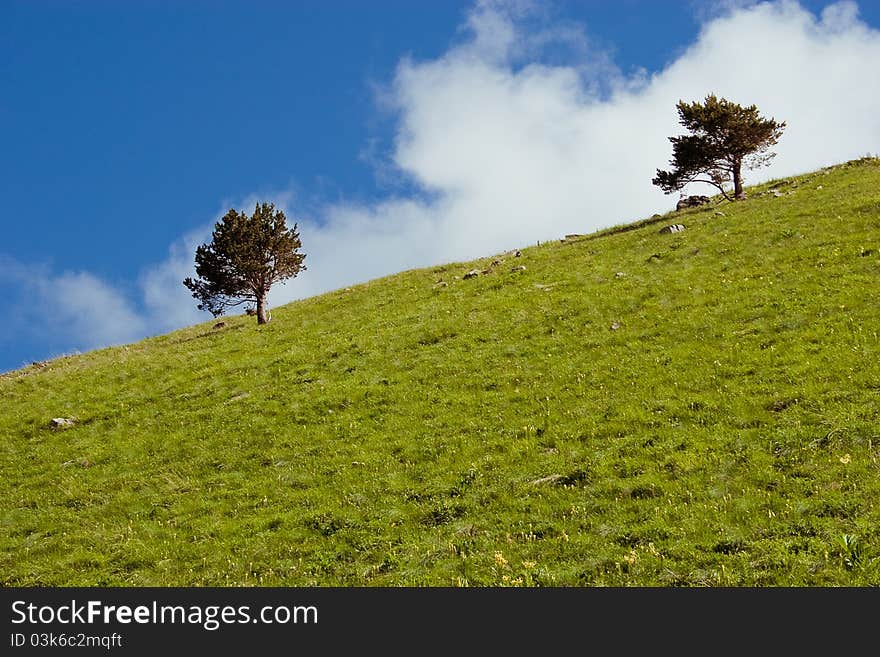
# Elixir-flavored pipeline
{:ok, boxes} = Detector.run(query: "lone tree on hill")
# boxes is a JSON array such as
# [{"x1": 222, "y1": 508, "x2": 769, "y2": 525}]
[
  {"x1": 653, "y1": 94, "x2": 786, "y2": 201},
  {"x1": 183, "y1": 202, "x2": 306, "y2": 324}
]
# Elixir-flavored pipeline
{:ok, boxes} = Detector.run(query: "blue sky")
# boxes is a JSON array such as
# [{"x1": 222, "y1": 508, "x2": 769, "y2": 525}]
[{"x1": 2, "y1": 0, "x2": 879, "y2": 373}]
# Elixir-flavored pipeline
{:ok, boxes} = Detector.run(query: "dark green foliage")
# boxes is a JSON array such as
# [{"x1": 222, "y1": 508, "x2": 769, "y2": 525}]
[
  {"x1": 653, "y1": 94, "x2": 786, "y2": 200},
  {"x1": 183, "y1": 202, "x2": 306, "y2": 324}
]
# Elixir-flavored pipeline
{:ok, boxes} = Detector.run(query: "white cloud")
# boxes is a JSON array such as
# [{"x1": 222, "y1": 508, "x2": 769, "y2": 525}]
[
  {"x1": 0, "y1": 258, "x2": 147, "y2": 354},
  {"x1": 4, "y1": 0, "x2": 880, "y2": 366},
  {"x1": 273, "y1": 0, "x2": 880, "y2": 306},
  {"x1": 45, "y1": 272, "x2": 148, "y2": 347},
  {"x1": 139, "y1": 228, "x2": 208, "y2": 332}
]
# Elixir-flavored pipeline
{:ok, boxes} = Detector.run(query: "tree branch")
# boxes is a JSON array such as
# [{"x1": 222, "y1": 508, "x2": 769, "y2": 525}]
[{"x1": 687, "y1": 178, "x2": 733, "y2": 201}]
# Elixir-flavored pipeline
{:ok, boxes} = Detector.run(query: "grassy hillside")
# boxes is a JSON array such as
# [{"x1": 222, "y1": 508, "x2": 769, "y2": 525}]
[{"x1": 2, "y1": 158, "x2": 879, "y2": 586}]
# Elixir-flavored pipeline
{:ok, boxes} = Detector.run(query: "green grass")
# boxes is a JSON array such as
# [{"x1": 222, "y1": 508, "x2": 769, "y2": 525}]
[{"x1": 2, "y1": 158, "x2": 879, "y2": 586}]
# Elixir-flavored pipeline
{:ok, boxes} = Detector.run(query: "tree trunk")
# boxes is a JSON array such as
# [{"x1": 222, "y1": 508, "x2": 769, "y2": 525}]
[
  {"x1": 733, "y1": 161, "x2": 745, "y2": 199},
  {"x1": 256, "y1": 294, "x2": 269, "y2": 324}
]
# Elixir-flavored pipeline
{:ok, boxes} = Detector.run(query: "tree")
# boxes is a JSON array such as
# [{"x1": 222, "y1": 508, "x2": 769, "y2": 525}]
[
  {"x1": 653, "y1": 94, "x2": 786, "y2": 201},
  {"x1": 183, "y1": 202, "x2": 306, "y2": 324}
]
